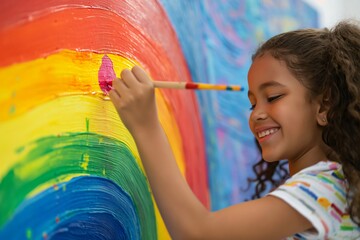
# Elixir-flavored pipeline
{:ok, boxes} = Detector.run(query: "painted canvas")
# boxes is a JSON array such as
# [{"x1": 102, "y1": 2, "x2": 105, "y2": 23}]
[{"x1": 0, "y1": 0, "x2": 317, "y2": 239}]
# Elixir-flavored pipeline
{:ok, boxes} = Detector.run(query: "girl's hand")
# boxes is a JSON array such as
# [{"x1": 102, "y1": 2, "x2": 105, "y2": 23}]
[{"x1": 109, "y1": 66, "x2": 159, "y2": 134}]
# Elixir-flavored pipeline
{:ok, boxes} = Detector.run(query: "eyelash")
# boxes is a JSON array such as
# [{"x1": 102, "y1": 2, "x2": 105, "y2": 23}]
[
  {"x1": 268, "y1": 95, "x2": 282, "y2": 102},
  {"x1": 249, "y1": 95, "x2": 282, "y2": 110}
]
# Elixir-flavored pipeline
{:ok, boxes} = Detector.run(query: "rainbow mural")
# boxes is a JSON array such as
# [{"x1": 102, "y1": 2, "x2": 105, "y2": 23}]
[{"x1": 0, "y1": 0, "x2": 317, "y2": 239}]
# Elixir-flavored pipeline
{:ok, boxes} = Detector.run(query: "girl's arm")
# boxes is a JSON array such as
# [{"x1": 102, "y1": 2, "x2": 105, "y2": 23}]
[{"x1": 109, "y1": 66, "x2": 312, "y2": 239}]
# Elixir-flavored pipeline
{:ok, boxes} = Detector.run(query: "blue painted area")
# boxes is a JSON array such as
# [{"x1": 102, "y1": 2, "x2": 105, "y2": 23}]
[
  {"x1": 0, "y1": 176, "x2": 141, "y2": 240},
  {"x1": 160, "y1": 0, "x2": 318, "y2": 209}
]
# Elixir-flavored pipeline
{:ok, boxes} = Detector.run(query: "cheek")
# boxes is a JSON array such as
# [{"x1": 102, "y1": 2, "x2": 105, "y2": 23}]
[
  {"x1": 269, "y1": 104, "x2": 288, "y2": 120},
  {"x1": 274, "y1": 101, "x2": 315, "y2": 131},
  {"x1": 248, "y1": 113, "x2": 255, "y2": 134}
]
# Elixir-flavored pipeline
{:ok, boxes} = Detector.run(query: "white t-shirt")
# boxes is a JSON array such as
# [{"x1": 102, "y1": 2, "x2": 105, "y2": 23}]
[{"x1": 269, "y1": 161, "x2": 360, "y2": 239}]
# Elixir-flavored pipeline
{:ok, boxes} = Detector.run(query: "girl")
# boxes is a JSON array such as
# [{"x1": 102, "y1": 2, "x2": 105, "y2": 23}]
[{"x1": 109, "y1": 20, "x2": 360, "y2": 239}]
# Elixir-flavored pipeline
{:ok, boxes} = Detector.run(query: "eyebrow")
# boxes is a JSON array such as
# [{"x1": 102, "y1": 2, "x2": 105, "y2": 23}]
[{"x1": 247, "y1": 81, "x2": 286, "y2": 97}]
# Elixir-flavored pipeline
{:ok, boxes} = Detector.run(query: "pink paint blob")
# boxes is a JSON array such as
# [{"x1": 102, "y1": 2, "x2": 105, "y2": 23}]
[{"x1": 98, "y1": 55, "x2": 116, "y2": 94}]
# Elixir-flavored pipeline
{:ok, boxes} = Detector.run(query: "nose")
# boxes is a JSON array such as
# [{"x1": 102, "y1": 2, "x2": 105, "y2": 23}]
[{"x1": 250, "y1": 105, "x2": 267, "y2": 122}]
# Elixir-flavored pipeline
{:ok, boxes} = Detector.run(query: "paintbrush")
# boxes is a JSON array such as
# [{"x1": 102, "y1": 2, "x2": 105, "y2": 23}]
[{"x1": 152, "y1": 81, "x2": 244, "y2": 91}]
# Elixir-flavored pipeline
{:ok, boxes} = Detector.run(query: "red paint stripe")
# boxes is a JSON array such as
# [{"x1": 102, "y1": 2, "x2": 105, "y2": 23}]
[
  {"x1": 185, "y1": 82, "x2": 199, "y2": 89},
  {"x1": 0, "y1": 0, "x2": 168, "y2": 36},
  {"x1": 0, "y1": 0, "x2": 190, "y2": 83},
  {"x1": 0, "y1": 9, "x2": 167, "y2": 71}
]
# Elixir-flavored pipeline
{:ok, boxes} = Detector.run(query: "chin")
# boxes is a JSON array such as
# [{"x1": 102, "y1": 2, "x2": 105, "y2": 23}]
[
  {"x1": 261, "y1": 151, "x2": 282, "y2": 163},
  {"x1": 262, "y1": 158, "x2": 279, "y2": 163}
]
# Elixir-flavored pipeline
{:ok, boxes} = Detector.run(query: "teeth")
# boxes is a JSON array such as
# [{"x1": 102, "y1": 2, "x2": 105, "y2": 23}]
[{"x1": 258, "y1": 128, "x2": 278, "y2": 138}]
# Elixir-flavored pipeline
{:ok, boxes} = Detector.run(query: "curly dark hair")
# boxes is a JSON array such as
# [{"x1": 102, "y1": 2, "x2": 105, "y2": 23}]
[
  {"x1": 248, "y1": 20, "x2": 360, "y2": 225},
  {"x1": 248, "y1": 139, "x2": 288, "y2": 199}
]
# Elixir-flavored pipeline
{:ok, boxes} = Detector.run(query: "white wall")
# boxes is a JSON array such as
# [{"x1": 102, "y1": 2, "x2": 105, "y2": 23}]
[{"x1": 303, "y1": 0, "x2": 360, "y2": 28}]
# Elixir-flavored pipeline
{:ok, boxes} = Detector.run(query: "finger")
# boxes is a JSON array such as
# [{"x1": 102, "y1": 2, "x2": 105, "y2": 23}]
[
  {"x1": 132, "y1": 65, "x2": 153, "y2": 85},
  {"x1": 112, "y1": 77, "x2": 128, "y2": 95},
  {"x1": 121, "y1": 68, "x2": 140, "y2": 89},
  {"x1": 108, "y1": 89, "x2": 121, "y2": 108}
]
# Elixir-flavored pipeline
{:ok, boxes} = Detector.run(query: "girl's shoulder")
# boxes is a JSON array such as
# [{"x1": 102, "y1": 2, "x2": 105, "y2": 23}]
[
  {"x1": 295, "y1": 160, "x2": 342, "y2": 175},
  {"x1": 291, "y1": 160, "x2": 346, "y2": 187}
]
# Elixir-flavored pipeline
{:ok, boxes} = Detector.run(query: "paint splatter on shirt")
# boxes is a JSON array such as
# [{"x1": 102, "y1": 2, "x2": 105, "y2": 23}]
[{"x1": 269, "y1": 161, "x2": 360, "y2": 239}]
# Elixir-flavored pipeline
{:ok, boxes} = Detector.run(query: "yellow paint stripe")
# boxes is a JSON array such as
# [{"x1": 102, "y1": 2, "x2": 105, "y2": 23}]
[{"x1": 0, "y1": 50, "x2": 132, "y2": 121}]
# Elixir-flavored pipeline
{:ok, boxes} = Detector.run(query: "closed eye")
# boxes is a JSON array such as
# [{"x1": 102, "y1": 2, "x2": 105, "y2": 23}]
[
  {"x1": 249, "y1": 95, "x2": 283, "y2": 110},
  {"x1": 268, "y1": 95, "x2": 283, "y2": 102}
]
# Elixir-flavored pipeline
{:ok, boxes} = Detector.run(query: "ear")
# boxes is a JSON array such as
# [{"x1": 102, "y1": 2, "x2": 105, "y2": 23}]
[
  {"x1": 316, "y1": 111, "x2": 328, "y2": 126},
  {"x1": 315, "y1": 95, "x2": 329, "y2": 127}
]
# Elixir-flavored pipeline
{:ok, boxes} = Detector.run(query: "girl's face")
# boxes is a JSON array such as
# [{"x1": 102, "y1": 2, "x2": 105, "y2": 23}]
[{"x1": 247, "y1": 53, "x2": 326, "y2": 172}]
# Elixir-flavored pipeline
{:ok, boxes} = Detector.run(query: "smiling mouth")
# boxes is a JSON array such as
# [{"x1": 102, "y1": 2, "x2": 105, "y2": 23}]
[{"x1": 258, "y1": 128, "x2": 279, "y2": 139}]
